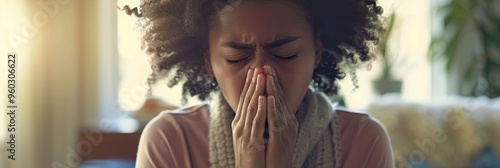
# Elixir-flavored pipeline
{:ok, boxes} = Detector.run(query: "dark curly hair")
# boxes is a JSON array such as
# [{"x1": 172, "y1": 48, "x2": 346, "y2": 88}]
[{"x1": 120, "y1": 0, "x2": 384, "y2": 104}]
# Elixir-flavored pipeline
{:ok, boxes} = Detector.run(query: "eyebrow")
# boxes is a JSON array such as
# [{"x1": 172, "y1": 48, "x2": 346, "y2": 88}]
[
  {"x1": 264, "y1": 36, "x2": 301, "y2": 49},
  {"x1": 220, "y1": 36, "x2": 301, "y2": 50},
  {"x1": 221, "y1": 42, "x2": 254, "y2": 50}
]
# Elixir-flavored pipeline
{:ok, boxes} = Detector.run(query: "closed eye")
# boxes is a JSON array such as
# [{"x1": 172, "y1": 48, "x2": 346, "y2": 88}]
[
  {"x1": 274, "y1": 54, "x2": 297, "y2": 62},
  {"x1": 225, "y1": 56, "x2": 250, "y2": 64},
  {"x1": 225, "y1": 54, "x2": 297, "y2": 64}
]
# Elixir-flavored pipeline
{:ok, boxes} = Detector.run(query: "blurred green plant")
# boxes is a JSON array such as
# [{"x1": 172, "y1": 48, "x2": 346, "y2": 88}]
[
  {"x1": 431, "y1": 0, "x2": 500, "y2": 98},
  {"x1": 374, "y1": 12, "x2": 402, "y2": 94},
  {"x1": 379, "y1": 12, "x2": 396, "y2": 79}
]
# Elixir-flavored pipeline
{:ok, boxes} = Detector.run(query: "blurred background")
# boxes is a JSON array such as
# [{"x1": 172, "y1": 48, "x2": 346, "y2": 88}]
[{"x1": 0, "y1": 0, "x2": 499, "y2": 167}]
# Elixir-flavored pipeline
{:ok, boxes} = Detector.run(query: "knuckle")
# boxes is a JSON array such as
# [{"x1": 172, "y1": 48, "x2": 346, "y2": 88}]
[
  {"x1": 241, "y1": 140, "x2": 250, "y2": 148},
  {"x1": 246, "y1": 76, "x2": 253, "y2": 84},
  {"x1": 231, "y1": 120, "x2": 238, "y2": 128},
  {"x1": 249, "y1": 140, "x2": 265, "y2": 151},
  {"x1": 232, "y1": 125, "x2": 243, "y2": 135},
  {"x1": 272, "y1": 118, "x2": 281, "y2": 128},
  {"x1": 250, "y1": 78, "x2": 256, "y2": 85},
  {"x1": 247, "y1": 106, "x2": 255, "y2": 113},
  {"x1": 234, "y1": 130, "x2": 242, "y2": 136},
  {"x1": 244, "y1": 80, "x2": 252, "y2": 87},
  {"x1": 252, "y1": 118, "x2": 262, "y2": 126},
  {"x1": 238, "y1": 139, "x2": 246, "y2": 147},
  {"x1": 243, "y1": 95, "x2": 250, "y2": 102},
  {"x1": 238, "y1": 96, "x2": 245, "y2": 104}
]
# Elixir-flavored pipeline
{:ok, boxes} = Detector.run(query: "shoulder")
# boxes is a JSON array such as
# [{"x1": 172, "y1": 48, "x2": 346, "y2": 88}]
[
  {"x1": 336, "y1": 108, "x2": 386, "y2": 136},
  {"x1": 140, "y1": 103, "x2": 209, "y2": 136},
  {"x1": 335, "y1": 108, "x2": 395, "y2": 168},
  {"x1": 140, "y1": 103, "x2": 211, "y2": 144},
  {"x1": 144, "y1": 103, "x2": 210, "y2": 132},
  {"x1": 164, "y1": 103, "x2": 211, "y2": 115},
  {"x1": 136, "y1": 104, "x2": 210, "y2": 168}
]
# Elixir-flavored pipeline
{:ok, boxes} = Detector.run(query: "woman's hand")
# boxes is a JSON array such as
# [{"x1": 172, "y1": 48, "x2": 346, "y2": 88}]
[
  {"x1": 263, "y1": 65, "x2": 298, "y2": 168},
  {"x1": 232, "y1": 66, "x2": 298, "y2": 168},
  {"x1": 232, "y1": 67, "x2": 267, "y2": 168}
]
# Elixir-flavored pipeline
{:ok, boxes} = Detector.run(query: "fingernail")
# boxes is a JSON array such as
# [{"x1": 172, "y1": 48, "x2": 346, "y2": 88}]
[
  {"x1": 247, "y1": 68, "x2": 253, "y2": 76},
  {"x1": 257, "y1": 74, "x2": 261, "y2": 84},
  {"x1": 264, "y1": 66, "x2": 271, "y2": 76}
]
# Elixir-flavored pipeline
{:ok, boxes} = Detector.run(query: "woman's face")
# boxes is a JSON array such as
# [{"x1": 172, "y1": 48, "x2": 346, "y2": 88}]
[{"x1": 206, "y1": 1, "x2": 322, "y2": 114}]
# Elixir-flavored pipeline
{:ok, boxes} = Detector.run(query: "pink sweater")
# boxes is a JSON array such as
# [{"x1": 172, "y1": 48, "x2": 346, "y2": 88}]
[{"x1": 136, "y1": 104, "x2": 394, "y2": 168}]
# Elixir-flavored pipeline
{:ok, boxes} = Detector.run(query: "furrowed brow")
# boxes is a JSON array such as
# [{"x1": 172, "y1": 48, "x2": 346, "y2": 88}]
[
  {"x1": 264, "y1": 36, "x2": 301, "y2": 49},
  {"x1": 221, "y1": 42, "x2": 254, "y2": 50}
]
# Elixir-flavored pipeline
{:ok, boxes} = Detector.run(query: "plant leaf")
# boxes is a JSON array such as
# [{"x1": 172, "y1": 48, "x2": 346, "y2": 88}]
[{"x1": 443, "y1": 24, "x2": 465, "y2": 71}]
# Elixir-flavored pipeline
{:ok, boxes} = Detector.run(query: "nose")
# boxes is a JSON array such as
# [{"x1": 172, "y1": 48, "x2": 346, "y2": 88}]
[{"x1": 249, "y1": 48, "x2": 272, "y2": 69}]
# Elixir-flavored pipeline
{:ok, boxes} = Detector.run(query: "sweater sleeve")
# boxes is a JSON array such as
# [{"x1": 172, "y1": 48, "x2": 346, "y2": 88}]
[
  {"x1": 339, "y1": 111, "x2": 395, "y2": 168},
  {"x1": 135, "y1": 112, "x2": 191, "y2": 168}
]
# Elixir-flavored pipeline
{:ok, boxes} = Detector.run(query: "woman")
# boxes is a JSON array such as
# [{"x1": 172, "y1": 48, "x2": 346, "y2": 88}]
[{"x1": 123, "y1": 0, "x2": 394, "y2": 167}]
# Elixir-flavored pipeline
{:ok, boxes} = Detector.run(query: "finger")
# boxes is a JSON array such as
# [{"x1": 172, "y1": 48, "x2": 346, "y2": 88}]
[
  {"x1": 240, "y1": 68, "x2": 259, "y2": 129},
  {"x1": 266, "y1": 75, "x2": 276, "y2": 97},
  {"x1": 270, "y1": 66, "x2": 286, "y2": 102},
  {"x1": 265, "y1": 74, "x2": 288, "y2": 128},
  {"x1": 245, "y1": 72, "x2": 265, "y2": 131},
  {"x1": 267, "y1": 96, "x2": 283, "y2": 138},
  {"x1": 250, "y1": 95, "x2": 266, "y2": 148},
  {"x1": 242, "y1": 68, "x2": 259, "y2": 114},
  {"x1": 264, "y1": 65, "x2": 275, "y2": 97},
  {"x1": 263, "y1": 65, "x2": 272, "y2": 76},
  {"x1": 234, "y1": 68, "x2": 254, "y2": 123},
  {"x1": 264, "y1": 66, "x2": 285, "y2": 102},
  {"x1": 265, "y1": 67, "x2": 290, "y2": 130},
  {"x1": 270, "y1": 66, "x2": 295, "y2": 116},
  {"x1": 265, "y1": 67, "x2": 295, "y2": 132}
]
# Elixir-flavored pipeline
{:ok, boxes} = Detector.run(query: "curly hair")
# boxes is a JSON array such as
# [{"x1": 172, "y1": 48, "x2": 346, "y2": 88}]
[{"x1": 120, "y1": 0, "x2": 384, "y2": 104}]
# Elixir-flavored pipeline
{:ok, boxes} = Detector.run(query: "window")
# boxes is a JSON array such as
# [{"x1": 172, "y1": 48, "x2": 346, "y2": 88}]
[
  {"x1": 116, "y1": 0, "x2": 202, "y2": 114},
  {"x1": 340, "y1": 0, "x2": 433, "y2": 109}
]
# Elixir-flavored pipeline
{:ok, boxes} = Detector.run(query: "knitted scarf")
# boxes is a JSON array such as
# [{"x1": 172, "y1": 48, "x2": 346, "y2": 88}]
[{"x1": 209, "y1": 88, "x2": 342, "y2": 168}]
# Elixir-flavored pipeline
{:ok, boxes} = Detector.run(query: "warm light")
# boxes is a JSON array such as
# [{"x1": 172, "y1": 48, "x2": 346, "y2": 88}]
[
  {"x1": 116, "y1": 0, "x2": 203, "y2": 111},
  {"x1": 0, "y1": 0, "x2": 25, "y2": 145},
  {"x1": 342, "y1": 0, "x2": 432, "y2": 109}
]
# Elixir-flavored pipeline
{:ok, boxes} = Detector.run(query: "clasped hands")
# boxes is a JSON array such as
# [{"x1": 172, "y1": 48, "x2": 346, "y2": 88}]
[{"x1": 232, "y1": 65, "x2": 298, "y2": 168}]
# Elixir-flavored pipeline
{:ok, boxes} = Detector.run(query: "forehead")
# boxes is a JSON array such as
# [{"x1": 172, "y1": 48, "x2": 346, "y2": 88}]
[{"x1": 209, "y1": 1, "x2": 311, "y2": 40}]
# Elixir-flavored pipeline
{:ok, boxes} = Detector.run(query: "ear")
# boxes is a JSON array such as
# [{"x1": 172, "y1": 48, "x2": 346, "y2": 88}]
[
  {"x1": 204, "y1": 53, "x2": 214, "y2": 76},
  {"x1": 314, "y1": 38, "x2": 323, "y2": 68}
]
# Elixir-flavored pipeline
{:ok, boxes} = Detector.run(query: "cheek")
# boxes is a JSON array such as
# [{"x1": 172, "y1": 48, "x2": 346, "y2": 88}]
[
  {"x1": 278, "y1": 56, "x2": 316, "y2": 112},
  {"x1": 212, "y1": 65, "x2": 247, "y2": 112}
]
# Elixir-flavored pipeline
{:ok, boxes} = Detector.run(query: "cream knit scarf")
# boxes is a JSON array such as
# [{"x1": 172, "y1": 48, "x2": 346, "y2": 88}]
[{"x1": 209, "y1": 88, "x2": 342, "y2": 168}]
